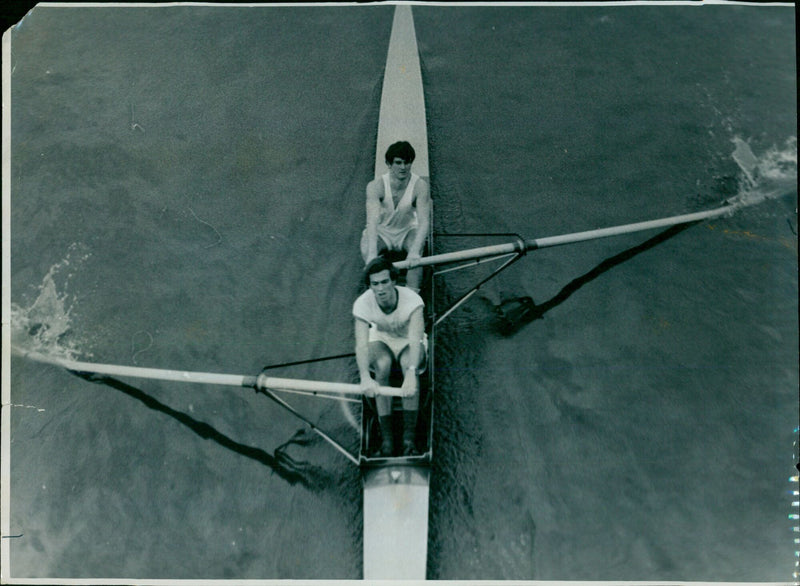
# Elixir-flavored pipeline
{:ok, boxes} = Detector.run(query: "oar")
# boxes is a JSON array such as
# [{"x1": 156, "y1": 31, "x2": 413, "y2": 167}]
[
  {"x1": 15, "y1": 350, "x2": 405, "y2": 397},
  {"x1": 394, "y1": 202, "x2": 738, "y2": 269}
]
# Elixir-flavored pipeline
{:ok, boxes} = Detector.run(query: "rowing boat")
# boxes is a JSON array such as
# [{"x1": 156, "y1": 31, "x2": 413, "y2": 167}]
[{"x1": 359, "y1": 5, "x2": 433, "y2": 580}]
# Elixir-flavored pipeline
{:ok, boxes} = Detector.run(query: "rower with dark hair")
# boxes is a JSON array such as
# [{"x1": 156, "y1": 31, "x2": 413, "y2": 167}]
[
  {"x1": 353, "y1": 256, "x2": 427, "y2": 456},
  {"x1": 360, "y1": 140, "x2": 431, "y2": 292}
]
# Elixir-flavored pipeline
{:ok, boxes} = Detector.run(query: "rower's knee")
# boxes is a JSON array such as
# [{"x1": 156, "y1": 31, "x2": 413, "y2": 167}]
[{"x1": 371, "y1": 352, "x2": 392, "y2": 379}]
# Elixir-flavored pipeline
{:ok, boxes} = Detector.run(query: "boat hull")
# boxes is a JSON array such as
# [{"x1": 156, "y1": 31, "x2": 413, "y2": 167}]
[
  {"x1": 361, "y1": 5, "x2": 432, "y2": 581},
  {"x1": 363, "y1": 465, "x2": 430, "y2": 580}
]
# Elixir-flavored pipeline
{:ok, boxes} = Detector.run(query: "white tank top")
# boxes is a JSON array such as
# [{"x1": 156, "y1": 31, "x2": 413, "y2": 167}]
[{"x1": 378, "y1": 172, "x2": 419, "y2": 234}]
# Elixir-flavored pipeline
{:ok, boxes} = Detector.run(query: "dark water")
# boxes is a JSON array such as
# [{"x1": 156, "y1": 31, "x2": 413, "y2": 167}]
[{"x1": 5, "y1": 4, "x2": 797, "y2": 581}]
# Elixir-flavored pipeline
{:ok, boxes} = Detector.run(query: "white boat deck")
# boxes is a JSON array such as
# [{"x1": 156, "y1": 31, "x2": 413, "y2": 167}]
[
  {"x1": 362, "y1": 5, "x2": 431, "y2": 581},
  {"x1": 363, "y1": 466, "x2": 430, "y2": 580},
  {"x1": 374, "y1": 5, "x2": 429, "y2": 182}
]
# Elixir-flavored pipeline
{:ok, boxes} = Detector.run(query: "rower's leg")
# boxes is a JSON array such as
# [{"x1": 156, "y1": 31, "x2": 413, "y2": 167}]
[
  {"x1": 401, "y1": 409, "x2": 419, "y2": 456},
  {"x1": 399, "y1": 343, "x2": 424, "y2": 456},
  {"x1": 370, "y1": 341, "x2": 394, "y2": 456},
  {"x1": 361, "y1": 230, "x2": 389, "y2": 263},
  {"x1": 370, "y1": 343, "x2": 393, "y2": 416},
  {"x1": 378, "y1": 414, "x2": 394, "y2": 457},
  {"x1": 402, "y1": 229, "x2": 423, "y2": 292},
  {"x1": 405, "y1": 267, "x2": 422, "y2": 292},
  {"x1": 401, "y1": 390, "x2": 420, "y2": 455}
]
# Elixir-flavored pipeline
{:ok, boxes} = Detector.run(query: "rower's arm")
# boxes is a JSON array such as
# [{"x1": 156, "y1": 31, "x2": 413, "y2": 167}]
[
  {"x1": 364, "y1": 180, "x2": 382, "y2": 262},
  {"x1": 355, "y1": 318, "x2": 375, "y2": 388},
  {"x1": 404, "y1": 306, "x2": 425, "y2": 372},
  {"x1": 409, "y1": 180, "x2": 431, "y2": 257},
  {"x1": 400, "y1": 306, "x2": 425, "y2": 397}
]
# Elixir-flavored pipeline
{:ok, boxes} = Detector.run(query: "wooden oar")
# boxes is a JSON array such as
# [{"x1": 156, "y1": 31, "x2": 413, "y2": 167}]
[
  {"x1": 15, "y1": 350, "x2": 405, "y2": 397},
  {"x1": 395, "y1": 202, "x2": 738, "y2": 270}
]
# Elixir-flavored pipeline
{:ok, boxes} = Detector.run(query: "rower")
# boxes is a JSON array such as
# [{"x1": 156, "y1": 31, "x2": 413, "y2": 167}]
[
  {"x1": 353, "y1": 257, "x2": 427, "y2": 456},
  {"x1": 360, "y1": 141, "x2": 431, "y2": 292}
]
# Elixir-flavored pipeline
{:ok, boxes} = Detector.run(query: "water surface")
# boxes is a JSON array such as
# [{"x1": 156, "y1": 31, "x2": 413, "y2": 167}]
[{"x1": 5, "y1": 3, "x2": 797, "y2": 581}]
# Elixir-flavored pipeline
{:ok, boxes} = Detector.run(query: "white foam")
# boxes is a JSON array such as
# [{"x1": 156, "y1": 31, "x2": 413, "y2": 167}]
[
  {"x1": 729, "y1": 136, "x2": 797, "y2": 208},
  {"x1": 10, "y1": 245, "x2": 91, "y2": 361}
]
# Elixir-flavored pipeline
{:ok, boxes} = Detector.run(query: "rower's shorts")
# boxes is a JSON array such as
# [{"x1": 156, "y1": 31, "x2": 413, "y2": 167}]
[{"x1": 369, "y1": 328, "x2": 428, "y2": 373}]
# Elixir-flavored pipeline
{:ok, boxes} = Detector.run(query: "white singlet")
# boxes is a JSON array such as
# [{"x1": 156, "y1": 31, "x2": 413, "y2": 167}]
[
  {"x1": 363, "y1": 172, "x2": 420, "y2": 251},
  {"x1": 353, "y1": 285, "x2": 428, "y2": 359}
]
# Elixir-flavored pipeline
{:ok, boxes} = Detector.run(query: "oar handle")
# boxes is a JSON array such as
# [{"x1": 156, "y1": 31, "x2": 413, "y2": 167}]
[{"x1": 255, "y1": 373, "x2": 404, "y2": 397}]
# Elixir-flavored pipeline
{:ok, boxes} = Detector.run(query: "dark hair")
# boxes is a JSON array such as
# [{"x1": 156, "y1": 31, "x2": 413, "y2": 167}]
[
  {"x1": 384, "y1": 141, "x2": 416, "y2": 165},
  {"x1": 363, "y1": 256, "x2": 398, "y2": 287}
]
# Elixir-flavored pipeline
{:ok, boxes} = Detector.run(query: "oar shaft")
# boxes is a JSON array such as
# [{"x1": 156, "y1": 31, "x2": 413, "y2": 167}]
[
  {"x1": 395, "y1": 203, "x2": 736, "y2": 269},
  {"x1": 529, "y1": 204, "x2": 736, "y2": 250},
  {"x1": 17, "y1": 350, "x2": 403, "y2": 397},
  {"x1": 18, "y1": 351, "x2": 255, "y2": 387}
]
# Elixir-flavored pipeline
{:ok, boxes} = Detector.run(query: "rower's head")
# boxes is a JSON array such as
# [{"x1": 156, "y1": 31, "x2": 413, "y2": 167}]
[
  {"x1": 385, "y1": 142, "x2": 415, "y2": 182},
  {"x1": 385, "y1": 141, "x2": 416, "y2": 166},
  {"x1": 364, "y1": 256, "x2": 398, "y2": 289}
]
